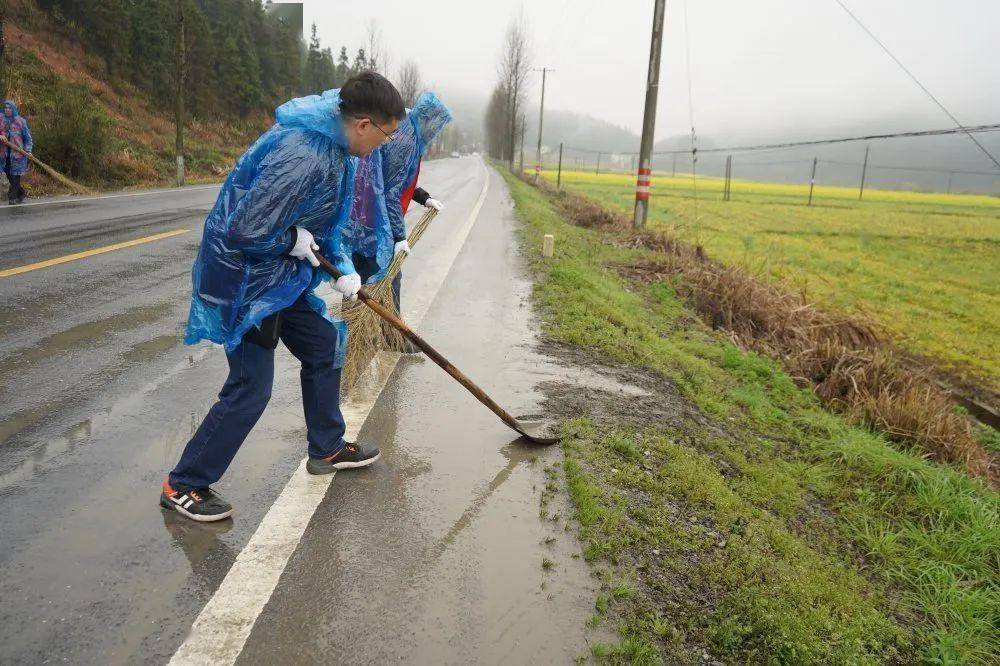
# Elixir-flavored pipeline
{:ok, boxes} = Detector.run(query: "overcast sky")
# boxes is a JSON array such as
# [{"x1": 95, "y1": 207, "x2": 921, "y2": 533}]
[{"x1": 299, "y1": 0, "x2": 1000, "y2": 142}]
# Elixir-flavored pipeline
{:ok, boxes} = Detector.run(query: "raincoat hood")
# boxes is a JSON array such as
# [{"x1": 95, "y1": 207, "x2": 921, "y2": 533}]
[
  {"x1": 3, "y1": 100, "x2": 19, "y2": 118},
  {"x1": 274, "y1": 89, "x2": 348, "y2": 147},
  {"x1": 343, "y1": 91, "x2": 452, "y2": 283}
]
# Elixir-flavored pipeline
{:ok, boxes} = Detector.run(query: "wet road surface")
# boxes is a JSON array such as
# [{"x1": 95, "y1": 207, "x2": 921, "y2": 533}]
[{"x1": 0, "y1": 159, "x2": 603, "y2": 664}]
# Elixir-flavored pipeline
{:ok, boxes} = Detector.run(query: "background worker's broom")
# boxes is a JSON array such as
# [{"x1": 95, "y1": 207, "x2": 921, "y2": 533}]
[
  {"x1": 0, "y1": 135, "x2": 91, "y2": 194},
  {"x1": 340, "y1": 207, "x2": 439, "y2": 389}
]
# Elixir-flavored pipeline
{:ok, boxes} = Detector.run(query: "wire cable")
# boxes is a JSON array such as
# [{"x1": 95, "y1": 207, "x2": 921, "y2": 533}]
[{"x1": 832, "y1": 0, "x2": 1000, "y2": 170}]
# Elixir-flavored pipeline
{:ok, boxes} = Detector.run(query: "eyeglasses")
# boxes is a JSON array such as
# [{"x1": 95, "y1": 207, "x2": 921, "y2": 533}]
[{"x1": 369, "y1": 120, "x2": 396, "y2": 144}]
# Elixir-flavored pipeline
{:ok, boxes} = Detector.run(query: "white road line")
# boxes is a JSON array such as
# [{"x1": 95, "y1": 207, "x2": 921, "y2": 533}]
[
  {"x1": 3, "y1": 184, "x2": 219, "y2": 209},
  {"x1": 168, "y1": 159, "x2": 491, "y2": 666}
]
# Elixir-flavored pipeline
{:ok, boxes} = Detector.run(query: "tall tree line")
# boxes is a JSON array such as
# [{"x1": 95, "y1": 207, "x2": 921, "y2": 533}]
[
  {"x1": 485, "y1": 14, "x2": 531, "y2": 163},
  {"x1": 34, "y1": 0, "x2": 302, "y2": 119}
]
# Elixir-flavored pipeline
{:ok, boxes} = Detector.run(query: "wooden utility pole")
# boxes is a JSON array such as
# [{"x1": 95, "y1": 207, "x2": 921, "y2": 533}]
[
  {"x1": 808, "y1": 157, "x2": 818, "y2": 206},
  {"x1": 175, "y1": 0, "x2": 186, "y2": 187},
  {"x1": 533, "y1": 67, "x2": 553, "y2": 182},
  {"x1": 858, "y1": 145, "x2": 869, "y2": 200},
  {"x1": 633, "y1": 0, "x2": 666, "y2": 228},
  {"x1": 595, "y1": 152, "x2": 601, "y2": 175},
  {"x1": 556, "y1": 142, "x2": 563, "y2": 189}
]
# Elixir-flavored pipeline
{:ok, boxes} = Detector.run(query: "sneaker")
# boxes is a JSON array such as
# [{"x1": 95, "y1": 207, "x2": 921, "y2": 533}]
[
  {"x1": 306, "y1": 442, "x2": 380, "y2": 474},
  {"x1": 159, "y1": 479, "x2": 234, "y2": 522}
]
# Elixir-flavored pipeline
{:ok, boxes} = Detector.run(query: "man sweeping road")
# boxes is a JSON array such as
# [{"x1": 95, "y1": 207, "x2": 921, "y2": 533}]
[{"x1": 160, "y1": 72, "x2": 406, "y2": 522}]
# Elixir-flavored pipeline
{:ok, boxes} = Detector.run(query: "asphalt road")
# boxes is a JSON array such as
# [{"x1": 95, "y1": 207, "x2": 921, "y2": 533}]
[{"x1": 0, "y1": 158, "x2": 603, "y2": 664}]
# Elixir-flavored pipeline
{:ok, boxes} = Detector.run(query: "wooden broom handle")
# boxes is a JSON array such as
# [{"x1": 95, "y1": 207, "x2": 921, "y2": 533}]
[{"x1": 315, "y1": 251, "x2": 525, "y2": 433}]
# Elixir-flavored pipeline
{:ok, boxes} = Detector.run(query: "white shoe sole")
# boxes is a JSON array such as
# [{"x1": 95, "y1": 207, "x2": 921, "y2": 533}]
[
  {"x1": 332, "y1": 452, "x2": 381, "y2": 470},
  {"x1": 161, "y1": 497, "x2": 234, "y2": 522}
]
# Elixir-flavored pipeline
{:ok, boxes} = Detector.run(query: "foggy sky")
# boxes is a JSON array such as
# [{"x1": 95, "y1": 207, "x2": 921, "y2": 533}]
[{"x1": 300, "y1": 0, "x2": 1000, "y2": 142}]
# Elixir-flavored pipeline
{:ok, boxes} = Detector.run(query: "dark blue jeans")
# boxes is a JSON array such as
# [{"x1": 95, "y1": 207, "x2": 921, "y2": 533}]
[
  {"x1": 353, "y1": 252, "x2": 402, "y2": 313},
  {"x1": 169, "y1": 293, "x2": 346, "y2": 492}
]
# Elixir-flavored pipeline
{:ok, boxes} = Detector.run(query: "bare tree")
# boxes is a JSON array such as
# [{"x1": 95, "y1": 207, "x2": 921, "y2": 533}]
[
  {"x1": 365, "y1": 19, "x2": 391, "y2": 75},
  {"x1": 396, "y1": 60, "x2": 422, "y2": 107},
  {"x1": 497, "y1": 12, "x2": 532, "y2": 164},
  {"x1": 484, "y1": 83, "x2": 510, "y2": 160}
]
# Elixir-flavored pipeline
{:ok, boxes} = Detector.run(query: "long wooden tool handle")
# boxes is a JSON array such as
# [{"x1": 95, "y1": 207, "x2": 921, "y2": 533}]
[
  {"x1": 316, "y1": 251, "x2": 525, "y2": 434},
  {"x1": 0, "y1": 135, "x2": 90, "y2": 193}
]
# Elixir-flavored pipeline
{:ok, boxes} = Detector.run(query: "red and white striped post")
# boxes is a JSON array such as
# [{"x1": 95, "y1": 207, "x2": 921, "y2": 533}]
[{"x1": 635, "y1": 166, "x2": 652, "y2": 203}]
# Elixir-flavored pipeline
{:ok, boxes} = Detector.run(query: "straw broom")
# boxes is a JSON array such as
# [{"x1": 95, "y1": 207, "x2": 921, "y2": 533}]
[
  {"x1": 0, "y1": 135, "x2": 91, "y2": 194},
  {"x1": 340, "y1": 207, "x2": 439, "y2": 389}
]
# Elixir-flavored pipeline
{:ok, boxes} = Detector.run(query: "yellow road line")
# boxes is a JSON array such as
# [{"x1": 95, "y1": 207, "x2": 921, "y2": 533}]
[{"x1": 0, "y1": 228, "x2": 191, "y2": 278}]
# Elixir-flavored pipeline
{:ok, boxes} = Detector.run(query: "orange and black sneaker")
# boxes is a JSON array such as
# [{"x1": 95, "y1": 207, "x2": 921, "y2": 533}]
[
  {"x1": 159, "y1": 479, "x2": 234, "y2": 522},
  {"x1": 306, "y1": 442, "x2": 380, "y2": 475}
]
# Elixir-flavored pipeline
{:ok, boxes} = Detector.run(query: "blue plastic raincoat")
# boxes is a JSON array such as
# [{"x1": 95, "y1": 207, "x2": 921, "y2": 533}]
[
  {"x1": 342, "y1": 92, "x2": 452, "y2": 283},
  {"x1": 184, "y1": 89, "x2": 358, "y2": 360},
  {"x1": 1, "y1": 101, "x2": 33, "y2": 176}
]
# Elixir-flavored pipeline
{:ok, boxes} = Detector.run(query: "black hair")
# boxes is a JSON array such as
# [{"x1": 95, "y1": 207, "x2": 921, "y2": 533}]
[{"x1": 340, "y1": 71, "x2": 406, "y2": 124}]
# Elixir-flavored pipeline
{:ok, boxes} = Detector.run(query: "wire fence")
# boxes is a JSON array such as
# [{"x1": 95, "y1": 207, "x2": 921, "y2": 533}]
[{"x1": 517, "y1": 141, "x2": 1000, "y2": 202}]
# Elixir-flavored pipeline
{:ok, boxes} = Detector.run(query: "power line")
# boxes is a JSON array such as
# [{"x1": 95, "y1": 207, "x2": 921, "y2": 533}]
[
  {"x1": 559, "y1": 123, "x2": 1000, "y2": 157},
  {"x1": 832, "y1": 0, "x2": 1000, "y2": 170}
]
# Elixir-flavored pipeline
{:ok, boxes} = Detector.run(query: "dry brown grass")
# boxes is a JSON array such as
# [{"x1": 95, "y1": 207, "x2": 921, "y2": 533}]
[{"x1": 524, "y1": 174, "x2": 994, "y2": 482}]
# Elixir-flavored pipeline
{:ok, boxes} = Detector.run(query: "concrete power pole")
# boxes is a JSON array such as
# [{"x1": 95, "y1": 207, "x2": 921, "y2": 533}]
[
  {"x1": 633, "y1": 0, "x2": 667, "y2": 228},
  {"x1": 175, "y1": 0, "x2": 186, "y2": 187},
  {"x1": 533, "y1": 67, "x2": 553, "y2": 182}
]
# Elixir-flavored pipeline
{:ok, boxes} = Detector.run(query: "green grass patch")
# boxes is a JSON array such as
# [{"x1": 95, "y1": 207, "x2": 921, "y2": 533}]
[{"x1": 502, "y1": 167, "x2": 1000, "y2": 664}]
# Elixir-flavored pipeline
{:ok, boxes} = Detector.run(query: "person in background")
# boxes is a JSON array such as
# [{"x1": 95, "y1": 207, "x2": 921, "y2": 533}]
[
  {"x1": 1, "y1": 100, "x2": 33, "y2": 205},
  {"x1": 345, "y1": 92, "x2": 451, "y2": 352}
]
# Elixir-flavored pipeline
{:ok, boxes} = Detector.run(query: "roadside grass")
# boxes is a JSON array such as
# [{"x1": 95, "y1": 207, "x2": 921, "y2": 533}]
[
  {"x1": 540, "y1": 169, "x2": 1000, "y2": 395},
  {"x1": 502, "y1": 168, "x2": 1000, "y2": 664}
]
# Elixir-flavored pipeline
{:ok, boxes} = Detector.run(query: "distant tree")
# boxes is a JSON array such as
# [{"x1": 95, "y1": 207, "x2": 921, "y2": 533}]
[
  {"x1": 485, "y1": 83, "x2": 510, "y2": 160},
  {"x1": 497, "y1": 12, "x2": 531, "y2": 163},
  {"x1": 351, "y1": 47, "x2": 368, "y2": 74},
  {"x1": 306, "y1": 23, "x2": 324, "y2": 93},
  {"x1": 396, "y1": 60, "x2": 422, "y2": 107},
  {"x1": 335, "y1": 46, "x2": 350, "y2": 86},
  {"x1": 365, "y1": 19, "x2": 390, "y2": 75}
]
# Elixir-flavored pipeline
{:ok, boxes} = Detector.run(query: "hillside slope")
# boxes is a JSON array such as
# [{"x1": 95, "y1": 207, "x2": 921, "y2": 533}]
[{"x1": 3, "y1": 2, "x2": 268, "y2": 196}]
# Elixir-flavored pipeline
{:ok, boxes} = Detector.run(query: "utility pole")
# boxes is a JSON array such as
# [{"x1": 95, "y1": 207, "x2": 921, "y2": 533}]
[
  {"x1": 672, "y1": 154, "x2": 676, "y2": 177},
  {"x1": 723, "y1": 155, "x2": 732, "y2": 201},
  {"x1": 533, "y1": 67, "x2": 553, "y2": 182},
  {"x1": 633, "y1": 0, "x2": 666, "y2": 228},
  {"x1": 556, "y1": 142, "x2": 563, "y2": 189},
  {"x1": 808, "y1": 157, "x2": 818, "y2": 206},
  {"x1": 947, "y1": 172, "x2": 954, "y2": 194},
  {"x1": 596, "y1": 152, "x2": 601, "y2": 175},
  {"x1": 175, "y1": 0, "x2": 186, "y2": 187},
  {"x1": 858, "y1": 145, "x2": 869, "y2": 200}
]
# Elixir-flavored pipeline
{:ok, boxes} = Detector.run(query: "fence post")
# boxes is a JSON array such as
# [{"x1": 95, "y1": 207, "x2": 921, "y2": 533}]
[
  {"x1": 723, "y1": 155, "x2": 732, "y2": 201},
  {"x1": 858, "y1": 145, "x2": 869, "y2": 200},
  {"x1": 557, "y1": 142, "x2": 563, "y2": 190},
  {"x1": 808, "y1": 157, "x2": 818, "y2": 206}
]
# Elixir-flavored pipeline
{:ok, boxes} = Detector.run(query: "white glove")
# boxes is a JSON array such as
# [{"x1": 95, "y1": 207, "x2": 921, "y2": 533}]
[
  {"x1": 393, "y1": 239, "x2": 410, "y2": 256},
  {"x1": 425, "y1": 198, "x2": 444, "y2": 211},
  {"x1": 334, "y1": 273, "x2": 361, "y2": 301},
  {"x1": 289, "y1": 226, "x2": 319, "y2": 267}
]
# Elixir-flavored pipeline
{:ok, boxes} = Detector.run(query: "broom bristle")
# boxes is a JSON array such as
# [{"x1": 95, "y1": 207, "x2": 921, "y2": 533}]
[{"x1": 340, "y1": 208, "x2": 439, "y2": 391}]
